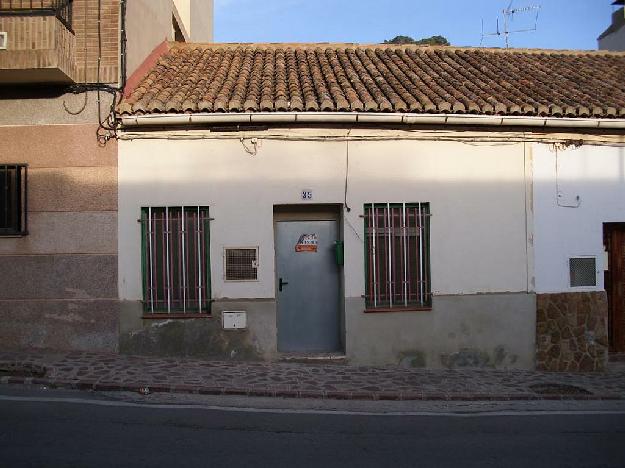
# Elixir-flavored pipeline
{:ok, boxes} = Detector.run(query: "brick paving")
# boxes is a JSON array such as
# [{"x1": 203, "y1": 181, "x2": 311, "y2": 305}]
[{"x1": 1, "y1": 351, "x2": 624, "y2": 401}]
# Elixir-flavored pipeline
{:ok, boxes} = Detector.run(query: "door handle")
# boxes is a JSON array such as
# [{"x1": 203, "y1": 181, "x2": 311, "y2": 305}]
[{"x1": 279, "y1": 277, "x2": 289, "y2": 292}]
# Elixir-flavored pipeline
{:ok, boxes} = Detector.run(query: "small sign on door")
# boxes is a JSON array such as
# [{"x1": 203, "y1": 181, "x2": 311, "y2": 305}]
[
  {"x1": 301, "y1": 189, "x2": 313, "y2": 200},
  {"x1": 295, "y1": 233, "x2": 318, "y2": 252}
]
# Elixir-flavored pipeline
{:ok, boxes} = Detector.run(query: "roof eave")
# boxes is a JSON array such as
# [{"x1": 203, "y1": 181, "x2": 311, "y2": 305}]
[{"x1": 119, "y1": 112, "x2": 625, "y2": 130}]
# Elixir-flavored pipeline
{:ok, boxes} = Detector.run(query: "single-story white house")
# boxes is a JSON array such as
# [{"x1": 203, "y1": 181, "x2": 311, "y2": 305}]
[{"x1": 116, "y1": 42, "x2": 625, "y2": 370}]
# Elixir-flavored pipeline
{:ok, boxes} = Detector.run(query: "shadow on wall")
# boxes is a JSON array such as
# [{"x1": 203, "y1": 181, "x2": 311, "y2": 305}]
[{"x1": 0, "y1": 168, "x2": 119, "y2": 353}]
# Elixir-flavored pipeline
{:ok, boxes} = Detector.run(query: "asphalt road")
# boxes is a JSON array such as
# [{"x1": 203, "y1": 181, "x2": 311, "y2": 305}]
[{"x1": 1, "y1": 387, "x2": 625, "y2": 468}]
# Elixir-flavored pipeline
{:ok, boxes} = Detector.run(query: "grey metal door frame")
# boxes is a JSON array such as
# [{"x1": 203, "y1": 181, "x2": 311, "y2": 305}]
[{"x1": 273, "y1": 207, "x2": 344, "y2": 353}]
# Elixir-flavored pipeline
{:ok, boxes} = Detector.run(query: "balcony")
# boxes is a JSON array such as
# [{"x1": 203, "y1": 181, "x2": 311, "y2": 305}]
[{"x1": 0, "y1": 0, "x2": 76, "y2": 84}]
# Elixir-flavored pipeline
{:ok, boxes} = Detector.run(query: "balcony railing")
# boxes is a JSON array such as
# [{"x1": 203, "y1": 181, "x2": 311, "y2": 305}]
[{"x1": 0, "y1": 0, "x2": 73, "y2": 31}]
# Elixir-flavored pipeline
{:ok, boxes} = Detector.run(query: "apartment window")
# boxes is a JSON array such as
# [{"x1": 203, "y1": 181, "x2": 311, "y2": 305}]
[
  {"x1": 364, "y1": 203, "x2": 431, "y2": 310},
  {"x1": 141, "y1": 206, "x2": 211, "y2": 314},
  {"x1": 0, "y1": 164, "x2": 28, "y2": 236}
]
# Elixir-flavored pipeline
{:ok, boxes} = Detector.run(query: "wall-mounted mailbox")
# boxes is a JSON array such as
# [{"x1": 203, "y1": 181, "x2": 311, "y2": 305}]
[
  {"x1": 222, "y1": 311, "x2": 247, "y2": 329},
  {"x1": 334, "y1": 240, "x2": 344, "y2": 266}
]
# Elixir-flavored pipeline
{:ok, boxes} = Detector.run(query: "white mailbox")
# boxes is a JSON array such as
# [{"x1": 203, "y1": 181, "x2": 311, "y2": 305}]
[{"x1": 222, "y1": 311, "x2": 247, "y2": 330}]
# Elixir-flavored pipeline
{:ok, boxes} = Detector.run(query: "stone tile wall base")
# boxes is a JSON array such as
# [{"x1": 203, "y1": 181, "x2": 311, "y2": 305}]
[{"x1": 536, "y1": 292, "x2": 608, "y2": 372}]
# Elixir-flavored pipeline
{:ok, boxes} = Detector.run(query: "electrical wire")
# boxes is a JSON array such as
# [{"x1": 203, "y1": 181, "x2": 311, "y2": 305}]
[
  {"x1": 61, "y1": 0, "x2": 127, "y2": 145},
  {"x1": 96, "y1": 0, "x2": 108, "y2": 145},
  {"x1": 63, "y1": 0, "x2": 88, "y2": 115},
  {"x1": 117, "y1": 131, "x2": 624, "y2": 147},
  {"x1": 344, "y1": 214, "x2": 363, "y2": 243},
  {"x1": 343, "y1": 129, "x2": 351, "y2": 212},
  {"x1": 551, "y1": 141, "x2": 583, "y2": 208}
]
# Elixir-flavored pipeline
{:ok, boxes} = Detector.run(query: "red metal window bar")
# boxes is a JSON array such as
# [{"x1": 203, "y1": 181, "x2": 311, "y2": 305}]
[
  {"x1": 141, "y1": 206, "x2": 211, "y2": 314},
  {"x1": 364, "y1": 203, "x2": 431, "y2": 309}
]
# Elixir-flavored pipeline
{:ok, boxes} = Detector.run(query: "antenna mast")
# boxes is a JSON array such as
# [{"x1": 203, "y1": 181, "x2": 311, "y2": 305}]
[{"x1": 481, "y1": 0, "x2": 541, "y2": 48}]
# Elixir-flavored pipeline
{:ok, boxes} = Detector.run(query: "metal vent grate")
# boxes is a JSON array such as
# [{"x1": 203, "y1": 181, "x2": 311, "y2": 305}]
[
  {"x1": 569, "y1": 257, "x2": 596, "y2": 287},
  {"x1": 225, "y1": 248, "x2": 258, "y2": 281}
]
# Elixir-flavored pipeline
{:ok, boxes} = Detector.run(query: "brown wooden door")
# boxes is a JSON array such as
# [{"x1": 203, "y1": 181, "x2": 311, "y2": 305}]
[{"x1": 605, "y1": 224, "x2": 625, "y2": 353}]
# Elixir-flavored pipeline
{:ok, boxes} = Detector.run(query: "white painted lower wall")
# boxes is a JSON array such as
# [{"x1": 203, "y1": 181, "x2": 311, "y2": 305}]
[{"x1": 533, "y1": 143, "x2": 625, "y2": 293}]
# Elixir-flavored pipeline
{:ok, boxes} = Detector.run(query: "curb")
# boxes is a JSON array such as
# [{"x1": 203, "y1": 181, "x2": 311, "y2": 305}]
[{"x1": 2, "y1": 376, "x2": 624, "y2": 401}]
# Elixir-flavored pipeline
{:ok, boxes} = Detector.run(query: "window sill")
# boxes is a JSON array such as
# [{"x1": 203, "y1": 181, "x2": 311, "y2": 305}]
[
  {"x1": 0, "y1": 232, "x2": 28, "y2": 238},
  {"x1": 364, "y1": 307, "x2": 432, "y2": 314},
  {"x1": 142, "y1": 313, "x2": 212, "y2": 319}
]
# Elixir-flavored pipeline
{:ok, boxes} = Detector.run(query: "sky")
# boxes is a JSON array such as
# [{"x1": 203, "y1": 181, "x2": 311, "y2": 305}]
[{"x1": 214, "y1": 0, "x2": 618, "y2": 50}]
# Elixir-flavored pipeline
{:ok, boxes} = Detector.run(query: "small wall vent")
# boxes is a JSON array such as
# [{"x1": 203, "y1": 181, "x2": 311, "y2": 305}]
[
  {"x1": 569, "y1": 257, "x2": 597, "y2": 287},
  {"x1": 224, "y1": 247, "x2": 259, "y2": 281},
  {"x1": 0, "y1": 32, "x2": 7, "y2": 50}
]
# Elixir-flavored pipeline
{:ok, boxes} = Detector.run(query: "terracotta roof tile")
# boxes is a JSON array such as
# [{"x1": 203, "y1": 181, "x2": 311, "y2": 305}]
[{"x1": 119, "y1": 43, "x2": 625, "y2": 119}]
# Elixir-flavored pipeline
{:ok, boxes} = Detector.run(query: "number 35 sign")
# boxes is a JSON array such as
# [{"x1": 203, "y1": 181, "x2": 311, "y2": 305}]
[{"x1": 301, "y1": 189, "x2": 313, "y2": 200}]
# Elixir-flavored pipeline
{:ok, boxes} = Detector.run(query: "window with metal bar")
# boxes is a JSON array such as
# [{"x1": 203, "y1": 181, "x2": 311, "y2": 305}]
[
  {"x1": 224, "y1": 247, "x2": 259, "y2": 281},
  {"x1": 364, "y1": 203, "x2": 431, "y2": 310},
  {"x1": 0, "y1": 164, "x2": 28, "y2": 237},
  {"x1": 140, "y1": 206, "x2": 211, "y2": 314}
]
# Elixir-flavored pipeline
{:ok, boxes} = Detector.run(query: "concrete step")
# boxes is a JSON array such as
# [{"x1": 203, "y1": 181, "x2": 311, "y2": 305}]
[{"x1": 279, "y1": 352, "x2": 348, "y2": 365}]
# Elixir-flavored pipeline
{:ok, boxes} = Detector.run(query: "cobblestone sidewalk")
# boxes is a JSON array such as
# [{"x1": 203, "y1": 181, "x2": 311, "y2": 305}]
[{"x1": 1, "y1": 351, "x2": 624, "y2": 401}]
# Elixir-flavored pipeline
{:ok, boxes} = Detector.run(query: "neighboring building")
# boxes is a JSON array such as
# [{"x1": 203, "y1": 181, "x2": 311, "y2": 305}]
[
  {"x1": 533, "y1": 142, "x2": 625, "y2": 370},
  {"x1": 116, "y1": 43, "x2": 625, "y2": 370},
  {"x1": 598, "y1": 0, "x2": 625, "y2": 51},
  {"x1": 0, "y1": 0, "x2": 213, "y2": 351},
  {"x1": 125, "y1": 0, "x2": 213, "y2": 77}
]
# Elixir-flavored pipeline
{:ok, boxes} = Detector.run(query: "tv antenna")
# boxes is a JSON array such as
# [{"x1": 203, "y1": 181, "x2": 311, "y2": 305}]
[{"x1": 480, "y1": 1, "x2": 541, "y2": 48}]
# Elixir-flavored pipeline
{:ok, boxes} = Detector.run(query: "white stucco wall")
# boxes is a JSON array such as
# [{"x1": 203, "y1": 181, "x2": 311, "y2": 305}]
[
  {"x1": 533, "y1": 143, "x2": 625, "y2": 293},
  {"x1": 118, "y1": 131, "x2": 531, "y2": 302}
]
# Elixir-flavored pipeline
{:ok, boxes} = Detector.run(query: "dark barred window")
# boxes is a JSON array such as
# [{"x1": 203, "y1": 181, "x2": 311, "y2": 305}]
[
  {"x1": 140, "y1": 206, "x2": 211, "y2": 314},
  {"x1": 0, "y1": 164, "x2": 28, "y2": 236},
  {"x1": 364, "y1": 203, "x2": 431, "y2": 310}
]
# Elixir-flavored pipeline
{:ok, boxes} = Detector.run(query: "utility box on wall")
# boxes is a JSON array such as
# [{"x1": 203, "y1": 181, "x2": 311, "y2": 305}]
[{"x1": 222, "y1": 311, "x2": 247, "y2": 330}]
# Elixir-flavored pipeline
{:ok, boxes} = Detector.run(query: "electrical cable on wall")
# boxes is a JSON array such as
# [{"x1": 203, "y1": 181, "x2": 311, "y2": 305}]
[
  {"x1": 62, "y1": 0, "x2": 128, "y2": 145},
  {"x1": 239, "y1": 137, "x2": 259, "y2": 155},
  {"x1": 550, "y1": 140, "x2": 583, "y2": 208},
  {"x1": 343, "y1": 129, "x2": 352, "y2": 212},
  {"x1": 63, "y1": 0, "x2": 89, "y2": 115},
  {"x1": 117, "y1": 130, "x2": 624, "y2": 147}
]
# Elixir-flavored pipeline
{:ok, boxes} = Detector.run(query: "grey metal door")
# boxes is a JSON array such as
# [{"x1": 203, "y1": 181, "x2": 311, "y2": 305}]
[{"x1": 276, "y1": 220, "x2": 341, "y2": 352}]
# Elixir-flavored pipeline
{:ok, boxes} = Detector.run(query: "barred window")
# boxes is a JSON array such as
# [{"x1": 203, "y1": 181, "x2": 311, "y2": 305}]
[
  {"x1": 0, "y1": 164, "x2": 28, "y2": 237},
  {"x1": 364, "y1": 203, "x2": 431, "y2": 310},
  {"x1": 141, "y1": 206, "x2": 211, "y2": 314}
]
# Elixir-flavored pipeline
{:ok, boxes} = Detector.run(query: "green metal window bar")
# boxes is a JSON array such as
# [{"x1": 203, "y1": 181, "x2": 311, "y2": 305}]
[{"x1": 140, "y1": 206, "x2": 211, "y2": 314}]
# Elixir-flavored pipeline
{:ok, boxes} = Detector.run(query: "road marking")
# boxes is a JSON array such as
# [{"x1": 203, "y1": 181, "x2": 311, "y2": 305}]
[{"x1": 1, "y1": 394, "x2": 625, "y2": 417}]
